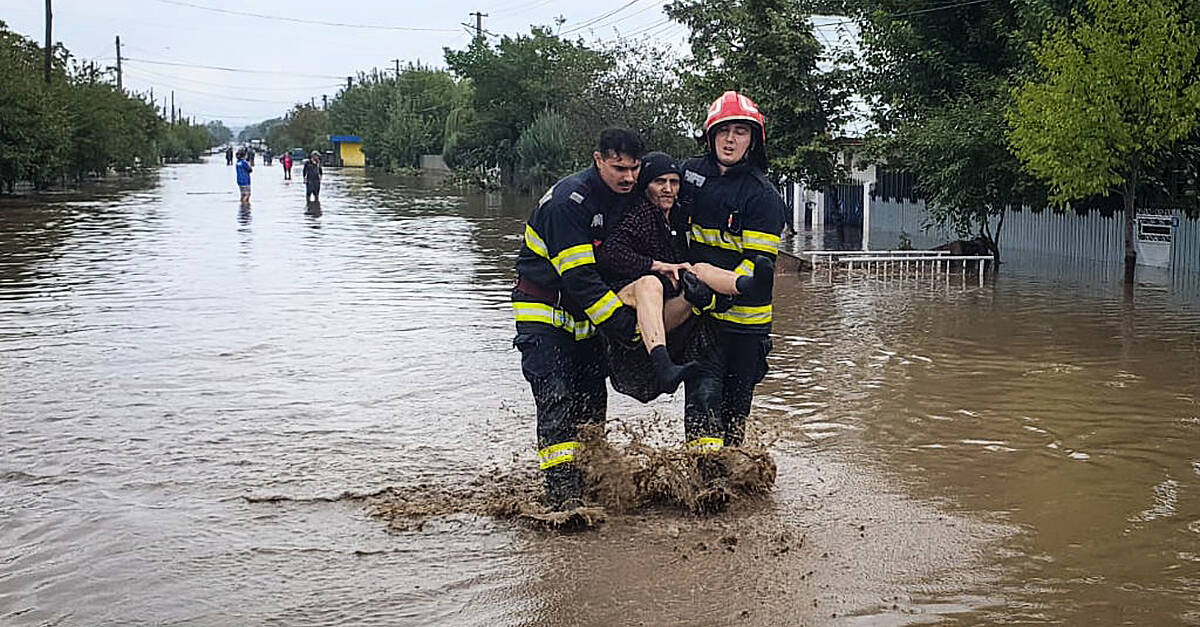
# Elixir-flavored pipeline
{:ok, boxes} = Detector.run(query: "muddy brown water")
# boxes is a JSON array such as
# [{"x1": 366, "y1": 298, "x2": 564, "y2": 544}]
[{"x1": 1, "y1": 158, "x2": 1198, "y2": 626}]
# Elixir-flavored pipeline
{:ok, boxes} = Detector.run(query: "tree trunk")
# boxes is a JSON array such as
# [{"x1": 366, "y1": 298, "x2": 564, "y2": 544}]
[{"x1": 1123, "y1": 177, "x2": 1136, "y2": 285}]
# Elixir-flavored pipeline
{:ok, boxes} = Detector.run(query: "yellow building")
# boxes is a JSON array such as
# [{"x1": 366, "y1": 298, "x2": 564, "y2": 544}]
[{"x1": 329, "y1": 135, "x2": 364, "y2": 167}]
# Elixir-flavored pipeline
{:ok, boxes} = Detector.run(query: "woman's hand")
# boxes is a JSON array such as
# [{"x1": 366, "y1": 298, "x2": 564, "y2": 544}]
[{"x1": 651, "y1": 260, "x2": 691, "y2": 286}]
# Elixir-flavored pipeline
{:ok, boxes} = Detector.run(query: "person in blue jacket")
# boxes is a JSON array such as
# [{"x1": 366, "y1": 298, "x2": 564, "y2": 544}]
[
  {"x1": 235, "y1": 149, "x2": 253, "y2": 204},
  {"x1": 678, "y1": 91, "x2": 786, "y2": 498}
]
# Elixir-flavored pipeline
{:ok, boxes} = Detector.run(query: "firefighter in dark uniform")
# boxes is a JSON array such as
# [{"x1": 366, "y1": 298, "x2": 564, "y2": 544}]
[
  {"x1": 512, "y1": 128, "x2": 645, "y2": 511},
  {"x1": 679, "y1": 91, "x2": 786, "y2": 461}
]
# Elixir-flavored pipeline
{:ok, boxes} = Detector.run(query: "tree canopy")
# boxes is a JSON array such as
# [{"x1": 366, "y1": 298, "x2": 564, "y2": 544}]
[
  {"x1": 667, "y1": 0, "x2": 849, "y2": 184},
  {"x1": 1009, "y1": 0, "x2": 1200, "y2": 270}
]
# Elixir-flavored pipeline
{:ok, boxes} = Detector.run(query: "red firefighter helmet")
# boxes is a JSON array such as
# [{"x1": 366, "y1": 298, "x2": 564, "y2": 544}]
[{"x1": 703, "y1": 91, "x2": 766, "y2": 142}]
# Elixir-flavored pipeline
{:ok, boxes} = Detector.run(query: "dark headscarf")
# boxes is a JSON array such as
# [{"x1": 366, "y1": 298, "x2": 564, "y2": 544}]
[{"x1": 637, "y1": 151, "x2": 681, "y2": 193}]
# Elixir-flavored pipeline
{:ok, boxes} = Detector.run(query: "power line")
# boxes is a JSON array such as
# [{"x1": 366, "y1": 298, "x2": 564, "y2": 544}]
[
  {"x1": 812, "y1": 0, "x2": 999, "y2": 28},
  {"x1": 151, "y1": 0, "x2": 460, "y2": 32},
  {"x1": 123, "y1": 56, "x2": 346, "y2": 79},
  {"x1": 123, "y1": 71, "x2": 315, "y2": 104},
  {"x1": 124, "y1": 64, "x2": 342, "y2": 91},
  {"x1": 560, "y1": 0, "x2": 643, "y2": 36}
]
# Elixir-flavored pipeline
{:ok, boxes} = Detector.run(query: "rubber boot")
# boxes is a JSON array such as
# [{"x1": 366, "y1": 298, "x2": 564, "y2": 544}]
[
  {"x1": 734, "y1": 255, "x2": 776, "y2": 300},
  {"x1": 544, "y1": 464, "x2": 585, "y2": 512},
  {"x1": 650, "y1": 344, "x2": 698, "y2": 395},
  {"x1": 679, "y1": 269, "x2": 717, "y2": 311},
  {"x1": 694, "y1": 454, "x2": 730, "y2": 514}
]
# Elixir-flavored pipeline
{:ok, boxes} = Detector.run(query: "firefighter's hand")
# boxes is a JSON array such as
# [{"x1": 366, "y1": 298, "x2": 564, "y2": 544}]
[{"x1": 651, "y1": 260, "x2": 691, "y2": 286}]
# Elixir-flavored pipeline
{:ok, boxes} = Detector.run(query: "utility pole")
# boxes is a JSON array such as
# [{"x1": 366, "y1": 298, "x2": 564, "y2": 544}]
[
  {"x1": 469, "y1": 11, "x2": 487, "y2": 40},
  {"x1": 44, "y1": 0, "x2": 52, "y2": 84},
  {"x1": 322, "y1": 94, "x2": 327, "y2": 110},
  {"x1": 346, "y1": 76, "x2": 352, "y2": 90},
  {"x1": 115, "y1": 35, "x2": 122, "y2": 90},
  {"x1": 392, "y1": 58, "x2": 401, "y2": 79},
  {"x1": 171, "y1": 90, "x2": 175, "y2": 124}
]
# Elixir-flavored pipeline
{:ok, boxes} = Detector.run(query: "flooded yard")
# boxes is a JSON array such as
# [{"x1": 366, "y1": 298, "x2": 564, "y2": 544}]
[{"x1": 1, "y1": 158, "x2": 1198, "y2": 625}]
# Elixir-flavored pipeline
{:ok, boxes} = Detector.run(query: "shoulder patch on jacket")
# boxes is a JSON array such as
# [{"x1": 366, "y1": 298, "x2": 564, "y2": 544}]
[
  {"x1": 569, "y1": 191, "x2": 585, "y2": 204},
  {"x1": 538, "y1": 184, "x2": 557, "y2": 208},
  {"x1": 684, "y1": 170, "x2": 706, "y2": 187}
]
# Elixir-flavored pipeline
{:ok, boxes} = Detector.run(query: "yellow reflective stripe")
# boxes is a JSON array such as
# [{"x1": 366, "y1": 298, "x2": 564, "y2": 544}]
[
  {"x1": 584, "y1": 290, "x2": 623, "y2": 325},
  {"x1": 711, "y1": 303, "x2": 772, "y2": 325},
  {"x1": 551, "y1": 243, "x2": 595, "y2": 274},
  {"x1": 525, "y1": 225, "x2": 549, "y2": 259},
  {"x1": 687, "y1": 437, "x2": 725, "y2": 452},
  {"x1": 512, "y1": 302, "x2": 597, "y2": 338},
  {"x1": 690, "y1": 224, "x2": 742, "y2": 252},
  {"x1": 741, "y1": 229, "x2": 780, "y2": 255},
  {"x1": 539, "y1": 441, "x2": 581, "y2": 469},
  {"x1": 734, "y1": 258, "x2": 755, "y2": 277}
]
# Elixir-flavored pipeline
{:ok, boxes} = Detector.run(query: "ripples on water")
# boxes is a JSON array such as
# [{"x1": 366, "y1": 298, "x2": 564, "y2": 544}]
[{"x1": 2, "y1": 159, "x2": 1199, "y2": 625}]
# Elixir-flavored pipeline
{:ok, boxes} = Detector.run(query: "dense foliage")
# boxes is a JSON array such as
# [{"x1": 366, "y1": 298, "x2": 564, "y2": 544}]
[
  {"x1": 328, "y1": 65, "x2": 469, "y2": 169},
  {"x1": 666, "y1": 0, "x2": 850, "y2": 184},
  {"x1": 1010, "y1": 0, "x2": 1200, "y2": 268},
  {"x1": 0, "y1": 21, "x2": 216, "y2": 192}
]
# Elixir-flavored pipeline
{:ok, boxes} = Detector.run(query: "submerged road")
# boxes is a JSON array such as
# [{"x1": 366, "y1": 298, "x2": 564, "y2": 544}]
[{"x1": 1, "y1": 157, "x2": 1198, "y2": 625}]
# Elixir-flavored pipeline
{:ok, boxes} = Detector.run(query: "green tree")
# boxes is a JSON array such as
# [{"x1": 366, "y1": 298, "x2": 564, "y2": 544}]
[
  {"x1": 444, "y1": 27, "x2": 610, "y2": 181},
  {"x1": 847, "y1": 0, "x2": 1070, "y2": 255},
  {"x1": 205, "y1": 120, "x2": 233, "y2": 147},
  {"x1": 1009, "y1": 0, "x2": 1200, "y2": 280},
  {"x1": 568, "y1": 41, "x2": 695, "y2": 160},
  {"x1": 0, "y1": 21, "x2": 71, "y2": 191},
  {"x1": 328, "y1": 66, "x2": 470, "y2": 169},
  {"x1": 516, "y1": 110, "x2": 574, "y2": 190},
  {"x1": 666, "y1": 0, "x2": 850, "y2": 183},
  {"x1": 267, "y1": 104, "x2": 329, "y2": 153}
]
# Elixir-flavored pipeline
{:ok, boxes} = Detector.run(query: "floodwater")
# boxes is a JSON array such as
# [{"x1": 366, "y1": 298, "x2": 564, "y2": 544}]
[{"x1": 2, "y1": 158, "x2": 1198, "y2": 626}]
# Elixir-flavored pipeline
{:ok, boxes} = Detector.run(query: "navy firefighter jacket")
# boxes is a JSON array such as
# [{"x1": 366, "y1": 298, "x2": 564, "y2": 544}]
[
  {"x1": 678, "y1": 155, "x2": 786, "y2": 335},
  {"x1": 513, "y1": 165, "x2": 638, "y2": 341}
]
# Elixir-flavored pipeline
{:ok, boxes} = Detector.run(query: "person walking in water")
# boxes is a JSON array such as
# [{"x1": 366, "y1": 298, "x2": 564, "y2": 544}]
[
  {"x1": 235, "y1": 149, "x2": 253, "y2": 204},
  {"x1": 303, "y1": 151, "x2": 323, "y2": 202},
  {"x1": 281, "y1": 151, "x2": 293, "y2": 180},
  {"x1": 225, "y1": 146, "x2": 233, "y2": 166}
]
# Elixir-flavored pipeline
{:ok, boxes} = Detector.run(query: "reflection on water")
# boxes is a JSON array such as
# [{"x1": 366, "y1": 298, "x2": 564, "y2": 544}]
[{"x1": 1, "y1": 158, "x2": 1198, "y2": 625}]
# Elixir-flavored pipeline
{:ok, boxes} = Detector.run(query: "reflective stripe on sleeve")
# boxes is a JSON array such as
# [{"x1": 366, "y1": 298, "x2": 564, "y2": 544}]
[
  {"x1": 687, "y1": 437, "x2": 725, "y2": 452},
  {"x1": 711, "y1": 303, "x2": 772, "y2": 325},
  {"x1": 734, "y1": 258, "x2": 755, "y2": 277},
  {"x1": 539, "y1": 441, "x2": 581, "y2": 469},
  {"x1": 551, "y1": 243, "x2": 596, "y2": 274},
  {"x1": 741, "y1": 229, "x2": 780, "y2": 255},
  {"x1": 583, "y1": 290, "x2": 623, "y2": 325},
  {"x1": 512, "y1": 301, "x2": 597, "y2": 339},
  {"x1": 690, "y1": 224, "x2": 742, "y2": 252},
  {"x1": 525, "y1": 225, "x2": 549, "y2": 258}
]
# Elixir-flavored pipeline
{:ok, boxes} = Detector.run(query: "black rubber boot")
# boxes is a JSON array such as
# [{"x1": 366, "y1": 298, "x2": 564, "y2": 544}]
[
  {"x1": 544, "y1": 464, "x2": 585, "y2": 512},
  {"x1": 735, "y1": 255, "x2": 776, "y2": 300},
  {"x1": 694, "y1": 454, "x2": 730, "y2": 514},
  {"x1": 650, "y1": 345, "x2": 698, "y2": 395},
  {"x1": 679, "y1": 269, "x2": 717, "y2": 311}
]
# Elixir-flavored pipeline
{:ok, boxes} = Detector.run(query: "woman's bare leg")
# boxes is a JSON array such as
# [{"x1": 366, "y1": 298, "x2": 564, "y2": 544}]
[
  {"x1": 617, "y1": 275, "x2": 666, "y2": 353},
  {"x1": 663, "y1": 294, "x2": 692, "y2": 331}
]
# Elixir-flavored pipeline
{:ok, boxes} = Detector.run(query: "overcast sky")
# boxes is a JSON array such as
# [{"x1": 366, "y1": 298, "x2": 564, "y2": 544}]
[{"x1": 1, "y1": 1, "x2": 860, "y2": 131}]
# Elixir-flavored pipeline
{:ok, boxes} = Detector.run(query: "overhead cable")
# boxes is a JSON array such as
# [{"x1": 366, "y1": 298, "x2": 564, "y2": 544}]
[{"x1": 151, "y1": 0, "x2": 460, "y2": 32}]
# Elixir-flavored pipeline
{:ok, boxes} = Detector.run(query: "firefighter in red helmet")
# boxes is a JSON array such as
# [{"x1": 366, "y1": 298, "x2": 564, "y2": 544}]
[{"x1": 677, "y1": 91, "x2": 786, "y2": 505}]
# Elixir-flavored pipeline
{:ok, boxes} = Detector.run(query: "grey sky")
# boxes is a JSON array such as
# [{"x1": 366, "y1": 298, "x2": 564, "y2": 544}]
[
  {"x1": 2, "y1": 1, "x2": 860, "y2": 131},
  {"x1": 2, "y1": 0, "x2": 684, "y2": 126}
]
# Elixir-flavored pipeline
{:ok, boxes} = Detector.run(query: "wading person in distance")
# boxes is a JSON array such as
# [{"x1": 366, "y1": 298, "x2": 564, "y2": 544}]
[
  {"x1": 303, "y1": 151, "x2": 323, "y2": 202},
  {"x1": 512, "y1": 128, "x2": 645, "y2": 514},
  {"x1": 281, "y1": 151, "x2": 293, "y2": 181},
  {"x1": 678, "y1": 91, "x2": 785, "y2": 501},
  {"x1": 235, "y1": 148, "x2": 253, "y2": 204},
  {"x1": 225, "y1": 145, "x2": 234, "y2": 166}
]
